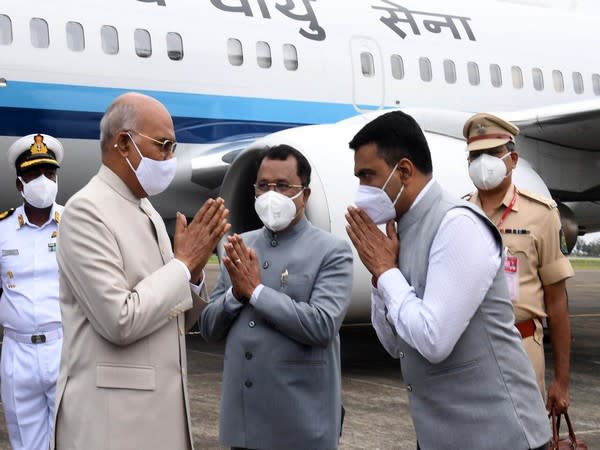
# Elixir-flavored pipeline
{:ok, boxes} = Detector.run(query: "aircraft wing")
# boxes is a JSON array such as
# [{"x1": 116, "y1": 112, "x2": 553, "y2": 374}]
[{"x1": 502, "y1": 99, "x2": 600, "y2": 152}]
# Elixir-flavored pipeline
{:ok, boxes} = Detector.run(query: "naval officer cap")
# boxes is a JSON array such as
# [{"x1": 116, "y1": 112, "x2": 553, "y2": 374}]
[
  {"x1": 463, "y1": 113, "x2": 520, "y2": 152},
  {"x1": 7, "y1": 133, "x2": 64, "y2": 173}
]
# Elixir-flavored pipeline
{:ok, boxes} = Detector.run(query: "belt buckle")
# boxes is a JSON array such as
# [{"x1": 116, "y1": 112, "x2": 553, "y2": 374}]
[{"x1": 31, "y1": 334, "x2": 46, "y2": 344}]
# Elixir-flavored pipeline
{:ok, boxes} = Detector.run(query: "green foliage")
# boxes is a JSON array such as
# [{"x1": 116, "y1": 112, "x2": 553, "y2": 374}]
[{"x1": 572, "y1": 236, "x2": 600, "y2": 257}]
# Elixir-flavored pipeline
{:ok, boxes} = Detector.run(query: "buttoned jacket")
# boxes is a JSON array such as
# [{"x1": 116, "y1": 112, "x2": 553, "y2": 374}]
[
  {"x1": 201, "y1": 217, "x2": 353, "y2": 450},
  {"x1": 52, "y1": 165, "x2": 204, "y2": 450}
]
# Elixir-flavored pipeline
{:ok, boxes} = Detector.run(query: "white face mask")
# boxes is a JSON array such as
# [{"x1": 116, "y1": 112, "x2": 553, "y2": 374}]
[
  {"x1": 19, "y1": 174, "x2": 58, "y2": 209},
  {"x1": 354, "y1": 163, "x2": 403, "y2": 224},
  {"x1": 468, "y1": 153, "x2": 511, "y2": 191},
  {"x1": 125, "y1": 132, "x2": 177, "y2": 196},
  {"x1": 254, "y1": 189, "x2": 304, "y2": 232}
]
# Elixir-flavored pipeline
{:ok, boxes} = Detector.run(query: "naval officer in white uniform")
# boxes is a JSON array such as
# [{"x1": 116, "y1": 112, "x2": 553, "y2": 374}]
[{"x1": 0, "y1": 133, "x2": 65, "y2": 450}]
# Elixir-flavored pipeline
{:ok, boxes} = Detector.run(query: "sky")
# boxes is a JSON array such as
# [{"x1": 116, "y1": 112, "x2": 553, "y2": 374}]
[{"x1": 580, "y1": 231, "x2": 600, "y2": 243}]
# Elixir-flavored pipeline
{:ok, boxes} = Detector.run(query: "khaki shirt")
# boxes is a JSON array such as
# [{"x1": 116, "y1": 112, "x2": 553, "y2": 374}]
[{"x1": 469, "y1": 184, "x2": 574, "y2": 322}]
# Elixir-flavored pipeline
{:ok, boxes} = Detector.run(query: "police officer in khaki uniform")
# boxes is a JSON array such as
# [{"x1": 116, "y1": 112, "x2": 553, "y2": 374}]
[
  {"x1": 0, "y1": 134, "x2": 65, "y2": 450},
  {"x1": 463, "y1": 113, "x2": 574, "y2": 414}
]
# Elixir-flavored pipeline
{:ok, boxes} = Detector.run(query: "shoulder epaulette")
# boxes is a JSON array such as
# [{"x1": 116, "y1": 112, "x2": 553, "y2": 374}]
[
  {"x1": 519, "y1": 189, "x2": 557, "y2": 209},
  {"x1": 0, "y1": 208, "x2": 15, "y2": 221}
]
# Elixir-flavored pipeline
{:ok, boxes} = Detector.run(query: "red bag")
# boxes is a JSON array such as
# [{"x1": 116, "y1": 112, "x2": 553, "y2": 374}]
[{"x1": 547, "y1": 409, "x2": 588, "y2": 450}]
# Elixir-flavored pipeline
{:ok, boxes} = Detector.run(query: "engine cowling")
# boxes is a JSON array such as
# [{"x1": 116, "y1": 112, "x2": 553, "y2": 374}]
[
  {"x1": 218, "y1": 113, "x2": 557, "y2": 323},
  {"x1": 556, "y1": 202, "x2": 578, "y2": 254}
]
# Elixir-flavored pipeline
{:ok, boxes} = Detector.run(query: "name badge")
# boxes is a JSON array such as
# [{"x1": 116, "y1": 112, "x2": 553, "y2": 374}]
[
  {"x1": 503, "y1": 248, "x2": 519, "y2": 302},
  {"x1": 1, "y1": 249, "x2": 19, "y2": 256}
]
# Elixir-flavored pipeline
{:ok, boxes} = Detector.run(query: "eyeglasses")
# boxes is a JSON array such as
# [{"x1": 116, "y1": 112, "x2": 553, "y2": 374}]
[
  {"x1": 254, "y1": 182, "x2": 304, "y2": 195},
  {"x1": 128, "y1": 130, "x2": 177, "y2": 154}
]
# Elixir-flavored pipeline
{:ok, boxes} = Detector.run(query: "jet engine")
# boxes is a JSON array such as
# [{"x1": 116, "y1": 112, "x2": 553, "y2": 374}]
[
  {"x1": 214, "y1": 111, "x2": 558, "y2": 323},
  {"x1": 556, "y1": 202, "x2": 578, "y2": 254}
]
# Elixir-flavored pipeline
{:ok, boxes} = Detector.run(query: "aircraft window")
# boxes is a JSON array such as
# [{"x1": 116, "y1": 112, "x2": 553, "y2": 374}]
[
  {"x1": 135, "y1": 29, "x2": 152, "y2": 58},
  {"x1": 552, "y1": 70, "x2": 564, "y2": 92},
  {"x1": 30, "y1": 18, "x2": 49, "y2": 48},
  {"x1": 167, "y1": 32, "x2": 183, "y2": 61},
  {"x1": 467, "y1": 62, "x2": 480, "y2": 86},
  {"x1": 390, "y1": 55, "x2": 404, "y2": 80},
  {"x1": 283, "y1": 44, "x2": 298, "y2": 71},
  {"x1": 0, "y1": 15, "x2": 12, "y2": 45},
  {"x1": 443, "y1": 59, "x2": 456, "y2": 84},
  {"x1": 66, "y1": 22, "x2": 85, "y2": 52},
  {"x1": 572, "y1": 72, "x2": 584, "y2": 94},
  {"x1": 419, "y1": 57, "x2": 432, "y2": 82},
  {"x1": 490, "y1": 64, "x2": 502, "y2": 87},
  {"x1": 532, "y1": 68, "x2": 544, "y2": 91},
  {"x1": 101, "y1": 25, "x2": 119, "y2": 55},
  {"x1": 256, "y1": 41, "x2": 272, "y2": 69},
  {"x1": 511, "y1": 66, "x2": 523, "y2": 89},
  {"x1": 360, "y1": 52, "x2": 375, "y2": 77},
  {"x1": 593, "y1": 74, "x2": 600, "y2": 95},
  {"x1": 227, "y1": 38, "x2": 243, "y2": 66}
]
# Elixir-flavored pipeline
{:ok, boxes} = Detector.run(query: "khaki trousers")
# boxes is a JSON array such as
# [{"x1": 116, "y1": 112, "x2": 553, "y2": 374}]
[{"x1": 521, "y1": 318, "x2": 546, "y2": 397}]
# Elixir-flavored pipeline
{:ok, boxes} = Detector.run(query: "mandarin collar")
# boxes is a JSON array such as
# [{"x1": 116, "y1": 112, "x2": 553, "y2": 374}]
[
  {"x1": 397, "y1": 180, "x2": 442, "y2": 234},
  {"x1": 261, "y1": 215, "x2": 310, "y2": 244},
  {"x1": 97, "y1": 164, "x2": 141, "y2": 205}
]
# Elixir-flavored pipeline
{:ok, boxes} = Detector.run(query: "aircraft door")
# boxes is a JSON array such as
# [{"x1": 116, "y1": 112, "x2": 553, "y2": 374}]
[{"x1": 350, "y1": 37, "x2": 385, "y2": 112}]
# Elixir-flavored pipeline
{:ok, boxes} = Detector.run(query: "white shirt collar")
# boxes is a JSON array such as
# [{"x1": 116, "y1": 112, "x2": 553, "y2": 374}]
[{"x1": 408, "y1": 178, "x2": 435, "y2": 212}]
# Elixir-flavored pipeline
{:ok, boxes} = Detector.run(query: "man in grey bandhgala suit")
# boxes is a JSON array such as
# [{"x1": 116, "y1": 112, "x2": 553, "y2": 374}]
[{"x1": 201, "y1": 145, "x2": 353, "y2": 450}]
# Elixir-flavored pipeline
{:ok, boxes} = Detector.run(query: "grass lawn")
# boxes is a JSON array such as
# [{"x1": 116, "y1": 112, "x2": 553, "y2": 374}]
[{"x1": 569, "y1": 257, "x2": 600, "y2": 270}]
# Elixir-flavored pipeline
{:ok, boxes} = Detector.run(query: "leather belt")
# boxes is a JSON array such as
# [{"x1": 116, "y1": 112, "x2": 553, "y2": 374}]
[
  {"x1": 516, "y1": 319, "x2": 536, "y2": 339},
  {"x1": 3, "y1": 327, "x2": 63, "y2": 344}
]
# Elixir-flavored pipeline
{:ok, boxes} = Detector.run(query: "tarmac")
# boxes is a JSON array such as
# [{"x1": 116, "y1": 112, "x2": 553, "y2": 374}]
[{"x1": 0, "y1": 267, "x2": 598, "y2": 449}]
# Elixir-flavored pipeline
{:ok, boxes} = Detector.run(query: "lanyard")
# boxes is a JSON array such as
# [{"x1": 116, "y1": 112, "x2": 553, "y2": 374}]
[{"x1": 497, "y1": 186, "x2": 518, "y2": 229}]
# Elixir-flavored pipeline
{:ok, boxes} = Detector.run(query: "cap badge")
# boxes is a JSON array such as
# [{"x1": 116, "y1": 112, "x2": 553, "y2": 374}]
[
  {"x1": 30, "y1": 134, "x2": 49, "y2": 155},
  {"x1": 476, "y1": 124, "x2": 486, "y2": 135}
]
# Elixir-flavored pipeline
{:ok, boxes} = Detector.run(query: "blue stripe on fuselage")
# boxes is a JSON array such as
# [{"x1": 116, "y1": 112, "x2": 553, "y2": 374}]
[
  {"x1": 0, "y1": 106, "x2": 303, "y2": 142},
  {"x1": 0, "y1": 81, "x2": 362, "y2": 141}
]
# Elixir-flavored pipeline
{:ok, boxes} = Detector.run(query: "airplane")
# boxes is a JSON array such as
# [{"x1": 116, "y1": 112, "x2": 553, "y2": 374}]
[{"x1": 1, "y1": 0, "x2": 600, "y2": 322}]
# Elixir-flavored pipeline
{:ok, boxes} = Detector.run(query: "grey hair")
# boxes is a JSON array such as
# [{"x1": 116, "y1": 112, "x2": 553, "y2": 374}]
[{"x1": 99, "y1": 102, "x2": 138, "y2": 150}]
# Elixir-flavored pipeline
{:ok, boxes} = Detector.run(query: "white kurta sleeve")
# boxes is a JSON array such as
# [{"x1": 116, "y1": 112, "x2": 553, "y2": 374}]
[{"x1": 377, "y1": 208, "x2": 501, "y2": 363}]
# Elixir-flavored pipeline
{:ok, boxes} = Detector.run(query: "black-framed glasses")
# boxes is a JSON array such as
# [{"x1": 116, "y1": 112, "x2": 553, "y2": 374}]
[
  {"x1": 254, "y1": 182, "x2": 304, "y2": 195},
  {"x1": 129, "y1": 130, "x2": 177, "y2": 154}
]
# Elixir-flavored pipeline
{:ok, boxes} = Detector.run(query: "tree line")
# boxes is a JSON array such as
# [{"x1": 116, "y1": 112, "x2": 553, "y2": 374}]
[{"x1": 572, "y1": 237, "x2": 600, "y2": 256}]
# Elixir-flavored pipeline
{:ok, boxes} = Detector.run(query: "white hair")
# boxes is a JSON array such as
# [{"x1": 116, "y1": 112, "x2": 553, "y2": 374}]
[{"x1": 99, "y1": 102, "x2": 138, "y2": 150}]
